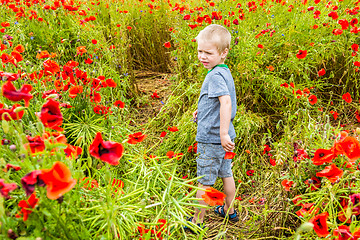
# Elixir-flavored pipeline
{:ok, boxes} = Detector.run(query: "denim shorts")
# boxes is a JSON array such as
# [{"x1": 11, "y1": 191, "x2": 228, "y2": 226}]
[{"x1": 196, "y1": 142, "x2": 233, "y2": 186}]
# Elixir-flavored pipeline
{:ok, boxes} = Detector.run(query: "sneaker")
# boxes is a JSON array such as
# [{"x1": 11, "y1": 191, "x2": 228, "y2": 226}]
[{"x1": 214, "y1": 205, "x2": 239, "y2": 222}]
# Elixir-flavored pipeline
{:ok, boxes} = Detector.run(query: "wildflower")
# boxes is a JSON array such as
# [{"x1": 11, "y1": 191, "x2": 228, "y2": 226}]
[
  {"x1": 151, "y1": 91, "x2": 160, "y2": 99},
  {"x1": 40, "y1": 161, "x2": 76, "y2": 200},
  {"x1": 318, "y1": 68, "x2": 326, "y2": 76},
  {"x1": 281, "y1": 179, "x2": 293, "y2": 191},
  {"x1": 224, "y1": 152, "x2": 236, "y2": 159},
  {"x1": 0, "y1": 179, "x2": 17, "y2": 198},
  {"x1": 64, "y1": 144, "x2": 82, "y2": 159},
  {"x1": 127, "y1": 132, "x2": 146, "y2": 144},
  {"x1": 333, "y1": 136, "x2": 360, "y2": 163},
  {"x1": 160, "y1": 131, "x2": 167, "y2": 137},
  {"x1": 80, "y1": 177, "x2": 99, "y2": 190},
  {"x1": 304, "y1": 177, "x2": 321, "y2": 191},
  {"x1": 312, "y1": 148, "x2": 336, "y2": 165},
  {"x1": 114, "y1": 100, "x2": 125, "y2": 108},
  {"x1": 5, "y1": 164, "x2": 21, "y2": 171},
  {"x1": 308, "y1": 95, "x2": 318, "y2": 105},
  {"x1": 0, "y1": 104, "x2": 25, "y2": 121},
  {"x1": 25, "y1": 135, "x2": 45, "y2": 154},
  {"x1": 316, "y1": 163, "x2": 343, "y2": 183},
  {"x1": 168, "y1": 126, "x2": 178, "y2": 132},
  {"x1": 309, "y1": 212, "x2": 329, "y2": 237},
  {"x1": 37, "y1": 98, "x2": 63, "y2": 131},
  {"x1": 201, "y1": 187, "x2": 226, "y2": 206},
  {"x1": 15, "y1": 193, "x2": 39, "y2": 221},
  {"x1": 163, "y1": 42, "x2": 171, "y2": 48},
  {"x1": 21, "y1": 170, "x2": 44, "y2": 196},
  {"x1": 342, "y1": 92, "x2": 352, "y2": 103},
  {"x1": 246, "y1": 170, "x2": 254, "y2": 176},
  {"x1": 2, "y1": 81, "x2": 33, "y2": 107},
  {"x1": 76, "y1": 46, "x2": 87, "y2": 56},
  {"x1": 296, "y1": 50, "x2": 307, "y2": 59},
  {"x1": 330, "y1": 110, "x2": 339, "y2": 120},
  {"x1": 89, "y1": 132, "x2": 124, "y2": 165}
]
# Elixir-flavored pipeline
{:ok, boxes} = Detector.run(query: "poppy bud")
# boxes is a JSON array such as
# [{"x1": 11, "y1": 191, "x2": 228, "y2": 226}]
[
  {"x1": 356, "y1": 128, "x2": 360, "y2": 135},
  {"x1": 9, "y1": 144, "x2": 16, "y2": 151},
  {"x1": 7, "y1": 229, "x2": 18, "y2": 239},
  {"x1": 2, "y1": 120, "x2": 9, "y2": 133},
  {"x1": 297, "y1": 222, "x2": 314, "y2": 232},
  {"x1": 13, "y1": 106, "x2": 26, "y2": 113}
]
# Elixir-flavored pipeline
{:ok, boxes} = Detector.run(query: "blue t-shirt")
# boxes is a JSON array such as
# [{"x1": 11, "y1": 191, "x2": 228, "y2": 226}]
[{"x1": 196, "y1": 65, "x2": 237, "y2": 144}]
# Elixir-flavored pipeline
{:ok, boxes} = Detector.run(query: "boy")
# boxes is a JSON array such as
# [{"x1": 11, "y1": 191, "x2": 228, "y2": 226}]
[{"x1": 188, "y1": 24, "x2": 238, "y2": 229}]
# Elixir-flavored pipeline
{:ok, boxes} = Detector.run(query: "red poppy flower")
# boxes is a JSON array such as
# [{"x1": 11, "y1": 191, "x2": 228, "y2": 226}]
[
  {"x1": 166, "y1": 151, "x2": 175, "y2": 158},
  {"x1": 106, "y1": 78, "x2": 117, "y2": 87},
  {"x1": 0, "y1": 71, "x2": 19, "y2": 81},
  {"x1": 91, "y1": 39, "x2": 97, "y2": 44},
  {"x1": 2, "y1": 81, "x2": 33, "y2": 107},
  {"x1": 330, "y1": 110, "x2": 339, "y2": 120},
  {"x1": 280, "y1": 82, "x2": 289, "y2": 88},
  {"x1": 0, "y1": 104, "x2": 25, "y2": 121},
  {"x1": 304, "y1": 177, "x2": 321, "y2": 191},
  {"x1": 333, "y1": 225, "x2": 353, "y2": 240},
  {"x1": 76, "y1": 46, "x2": 87, "y2": 56},
  {"x1": 308, "y1": 95, "x2": 318, "y2": 105},
  {"x1": 163, "y1": 42, "x2": 171, "y2": 48},
  {"x1": 160, "y1": 131, "x2": 167, "y2": 137},
  {"x1": 338, "y1": 19, "x2": 349, "y2": 30},
  {"x1": 16, "y1": 193, "x2": 39, "y2": 221},
  {"x1": 201, "y1": 187, "x2": 226, "y2": 206},
  {"x1": 333, "y1": 136, "x2": 360, "y2": 163},
  {"x1": 312, "y1": 148, "x2": 336, "y2": 165},
  {"x1": 84, "y1": 58, "x2": 93, "y2": 64},
  {"x1": 224, "y1": 152, "x2": 236, "y2": 159},
  {"x1": 151, "y1": 91, "x2": 160, "y2": 99},
  {"x1": 328, "y1": 11, "x2": 339, "y2": 20},
  {"x1": 69, "y1": 85, "x2": 83, "y2": 98},
  {"x1": 111, "y1": 178, "x2": 124, "y2": 193},
  {"x1": 0, "y1": 179, "x2": 17, "y2": 198},
  {"x1": 352, "y1": 44, "x2": 359, "y2": 52},
  {"x1": 80, "y1": 177, "x2": 99, "y2": 190},
  {"x1": 127, "y1": 132, "x2": 146, "y2": 144},
  {"x1": 258, "y1": 44, "x2": 264, "y2": 49},
  {"x1": 354, "y1": 61, "x2": 360, "y2": 67},
  {"x1": 332, "y1": 28, "x2": 343, "y2": 35},
  {"x1": 296, "y1": 203, "x2": 319, "y2": 217},
  {"x1": 309, "y1": 212, "x2": 329, "y2": 237},
  {"x1": 316, "y1": 163, "x2": 343, "y2": 183},
  {"x1": 281, "y1": 179, "x2": 293, "y2": 191},
  {"x1": 6, "y1": 164, "x2": 21, "y2": 171},
  {"x1": 183, "y1": 14, "x2": 191, "y2": 20},
  {"x1": 43, "y1": 60, "x2": 60, "y2": 75},
  {"x1": 246, "y1": 170, "x2": 254, "y2": 176},
  {"x1": 342, "y1": 92, "x2": 352, "y2": 103},
  {"x1": 40, "y1": 161, "x2": 76, "y2": 200},
  {"x1": 25, "y1": 135, "x2": 45, "y2": 154},
  {"x1": 318, "y1": 68, "x2": 326, "y2": 76},
  {"x1": 64, "y1": 144, "x2": 82, "y2": 159},
  {"x1": 114, "y1": 100, "x2": 125, "y2": 108},
  {"x1": 296, "y1": 50, "x2": 307, "y2": 59},
  {"x1": 89, "y1": 132, "x2": 124, "y2": 165},
  {"x1": 168, "y1": 126, "x2": 178, "y2": 132},
  {"x1": 21, "y1": 170, "x2": 44, "y2": 196},
  {"x1": 37, "y1": 98, "x2": 63, "y2": 131}
]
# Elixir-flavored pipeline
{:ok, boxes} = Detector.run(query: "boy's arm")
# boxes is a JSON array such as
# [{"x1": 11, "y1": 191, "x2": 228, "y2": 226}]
[{"x1": 219, "y1": 95, "x2": 235, "y2": 152}]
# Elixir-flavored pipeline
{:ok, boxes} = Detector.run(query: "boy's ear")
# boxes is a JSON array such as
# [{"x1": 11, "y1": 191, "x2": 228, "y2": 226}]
[{"x1": 221, "y1": 48, "x2": 229, "y2": 58}]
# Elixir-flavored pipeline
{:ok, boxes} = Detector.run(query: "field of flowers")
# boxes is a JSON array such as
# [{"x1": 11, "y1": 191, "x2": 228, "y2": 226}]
[{"x1": 2, "y1": 0, "x2": 360, "y2": 239}]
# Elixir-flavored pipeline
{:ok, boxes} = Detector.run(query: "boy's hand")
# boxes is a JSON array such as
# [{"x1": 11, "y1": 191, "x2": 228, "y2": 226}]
[
  {"x1": 193, "y1": 109, "x2": 198, "y2": 122},
  {"x1": 221, "y1": 134, "x2": 235, "y2": 152}
]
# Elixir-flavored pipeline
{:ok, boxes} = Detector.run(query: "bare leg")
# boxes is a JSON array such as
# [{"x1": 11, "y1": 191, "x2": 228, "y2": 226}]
[
  {"x1": 193, "y1": 183, "x2": 210, "y2": 224},
  {"x1": 222, "y1": 176, "x2": 236, "y2": 214}
]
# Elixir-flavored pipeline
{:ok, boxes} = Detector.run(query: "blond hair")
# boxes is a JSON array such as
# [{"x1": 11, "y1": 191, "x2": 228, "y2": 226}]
[{"x1": 195, "y1": 24, "x2": 231, "y2": 53}]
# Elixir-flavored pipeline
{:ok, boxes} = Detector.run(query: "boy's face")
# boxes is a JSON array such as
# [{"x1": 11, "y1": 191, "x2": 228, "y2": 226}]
[{"x1": 197, "y1": 41, "x2": 228, "y2": 69}]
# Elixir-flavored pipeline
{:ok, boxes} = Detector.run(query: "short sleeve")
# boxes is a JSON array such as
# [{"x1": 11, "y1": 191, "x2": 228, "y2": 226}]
[{"x1": 208, "y1": 73, "x2": 230, "y2": 98}]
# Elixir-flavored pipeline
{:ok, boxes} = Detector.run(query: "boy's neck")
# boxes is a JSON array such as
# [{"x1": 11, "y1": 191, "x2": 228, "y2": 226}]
[{"x1": 207, "y1": 64, "x2": 228, "y2": 73}]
